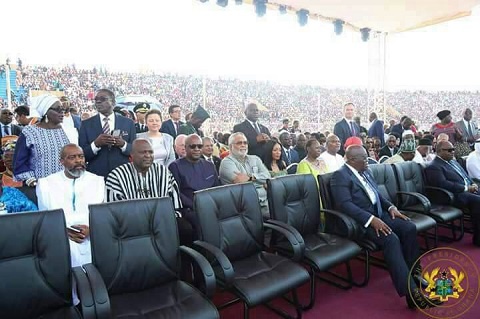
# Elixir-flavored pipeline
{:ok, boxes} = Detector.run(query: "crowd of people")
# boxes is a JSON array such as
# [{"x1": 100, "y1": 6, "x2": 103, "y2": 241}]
[
  {"x1": 1, "y1": 64, "x2": 480, "y2": 314},
  {"x1": 5, "y1": 65, "x2": 478, "y2": 134}
]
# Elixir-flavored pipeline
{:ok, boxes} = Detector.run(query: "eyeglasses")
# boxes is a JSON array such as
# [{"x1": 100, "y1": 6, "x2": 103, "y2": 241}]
[
  {"x1": 442, "y1": 148, "x2": 455, "y2": 153},
  {"x1": 49, "y1": 107, "x2": 66, "y2": 113},
  {"x1": 234, "y1": 141, "x2": 248, "y2": 145},
  {"x1": 94, "y1": 96, "x2": 111, "y2": 103},
  {"x1": 188, "y1": 144, "x2": 203, "y2": 149}
]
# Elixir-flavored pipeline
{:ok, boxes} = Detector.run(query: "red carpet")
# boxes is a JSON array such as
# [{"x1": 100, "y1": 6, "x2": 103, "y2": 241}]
[{"x1": 213, "y1": 233, "x2": 480, "y2": 319}]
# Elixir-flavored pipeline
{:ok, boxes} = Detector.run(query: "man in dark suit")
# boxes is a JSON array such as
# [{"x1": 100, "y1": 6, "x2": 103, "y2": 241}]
[
  {"x1": 134, "y1": 102, "x2": 150, "y2": 134},
  {"x1": 378, "y1": 134, "x2": 399, "y2": 160},
  {"x1": 202, "y1": 137, "x2": 221, "y2": 173},
  {"x1": 233, "y1": 103, "x2": 271, "y2": 159},
  {"x1": 79, "y1": 89, "x2": 136, "y2": 177},
  {"x1": 160, "y1": 104, "x2": 183, "y2": 139},
  {"x1": 333, "y1": 103, "x2": 360, "y2": 156},
  {"x1": 331, "y1": 145, "x2": 441, "y2": 309},
  {"x1": 425, "y1": 140, "x2": 480, "y2": 246},
  {"x1": 368, "y1": 112, "x2": 385, "y2": 146},
  {"x1": 279, "y1": 131, "x2": 299, "y2": 174},
  {"x1": 456, "y1": 108, "x2": 479, "y2": 150},
  {"x1": 0, "y1": 108, "x2": 22, "y2": 138},
  {"x1": 391, "y1": 116, "x2": 413, "y2": 145}
]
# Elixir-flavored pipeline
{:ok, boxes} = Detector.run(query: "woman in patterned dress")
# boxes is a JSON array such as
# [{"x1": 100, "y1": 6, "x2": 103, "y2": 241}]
[{"x1": 13, "y1": 95, "x2": 70, "y2": 187}]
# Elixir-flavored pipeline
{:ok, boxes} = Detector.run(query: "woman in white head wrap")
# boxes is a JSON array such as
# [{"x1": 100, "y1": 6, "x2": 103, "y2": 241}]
[
  {"x1": 13, "y1": 94, "x2": 70, "y2": 186},
  {"x1": 466, "y1": 139, "x2": 480, "y2": 182}
]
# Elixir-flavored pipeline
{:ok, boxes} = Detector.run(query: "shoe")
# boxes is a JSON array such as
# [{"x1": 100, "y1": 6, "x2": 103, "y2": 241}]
[{"x1": 406, "y1": 289, "x2": 443, "y2": 309}]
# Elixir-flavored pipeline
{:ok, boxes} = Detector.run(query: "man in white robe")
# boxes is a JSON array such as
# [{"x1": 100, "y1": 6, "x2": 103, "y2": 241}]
[
  {"x1": 36, "y1": 144, "x2": 105, "y2": 268},
  {"x1": 319, "y1": 134, "x2": 345, "y2": 173}
]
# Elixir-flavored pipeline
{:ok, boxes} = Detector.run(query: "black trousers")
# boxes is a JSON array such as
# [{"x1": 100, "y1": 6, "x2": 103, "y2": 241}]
[{"x1": 364, "y1": 213, "x2": 419, "y2": 297}]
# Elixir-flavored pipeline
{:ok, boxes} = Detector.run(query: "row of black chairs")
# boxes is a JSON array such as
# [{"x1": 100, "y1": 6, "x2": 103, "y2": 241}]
[{"x1": 0, "y1": 161, "x2": 466, "y2": 319}]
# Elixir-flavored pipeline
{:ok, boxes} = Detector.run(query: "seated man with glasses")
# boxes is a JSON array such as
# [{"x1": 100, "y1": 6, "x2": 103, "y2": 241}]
[
  {"x1": 219, "y1": 132, "x2": 271, "y2": 218},
  {"x1": 79, "y1": 89, "x2": 136, "y2": 177},
  {"x1": 169, "y1": 134, "x2": 220, "y2": 237},
  {"x1": 332, "y1": 145, "x2": 441, "y2": 309},
  {"x1": 425, "y1": 140, "x2": 480, "y2": 246}
]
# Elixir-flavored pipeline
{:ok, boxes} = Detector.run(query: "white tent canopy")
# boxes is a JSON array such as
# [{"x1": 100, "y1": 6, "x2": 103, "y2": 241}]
[{"x1": 256, "y1": 0, "x2": 480, "y2": 33}]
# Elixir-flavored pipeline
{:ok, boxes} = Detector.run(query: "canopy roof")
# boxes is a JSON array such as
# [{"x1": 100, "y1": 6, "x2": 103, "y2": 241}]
[{"x1": 250, "y1": 0, "x2": 480, "y2": 33}]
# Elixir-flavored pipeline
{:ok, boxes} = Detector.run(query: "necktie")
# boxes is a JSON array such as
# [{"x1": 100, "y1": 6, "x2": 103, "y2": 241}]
[
  {"x1": 3, "y1": 125, "x2": 9, "y2": 135},
  {"x1": 286, "y1": 149, "x2": 291, "y2": 164},
  {"x1": 175, "y1": 121, "x2": 179, "y2": 133},
  {"x1": 102, "y1": 117, "x2": 110, "y2": 134},
  {"x1": 254, "y1": 122, "x2": 261, "y2": 134},
  {"x1": 361, "y1": 172, "x2": 383, "y2": 218},
  {"x1": 467, "y1": 121, "x2": 473, "y2": 137},
  {"x1": 448, "y1": 161, "x2": 472, "y2": 185},
  {"x1": 207, "y1": 157, "x2": 213, "y2": 163},
  {"x1": 350, "y1": 121, "x2": 355, "y2": 136}
]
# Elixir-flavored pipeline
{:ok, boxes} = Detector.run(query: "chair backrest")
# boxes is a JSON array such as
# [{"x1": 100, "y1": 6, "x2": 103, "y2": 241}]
[
  {"x1": 368, "y1": 164, "x2": 397, "y2": 203},
  {"x1": 318, "y1": 173, "x2": 335, "y2": 210},
  {"x1": 367, "y1": 157, "x2": 378, "y2": 164},
  {"x1": 267, "y1": 174, "x2": 320, "y2": 236},
  {"x1": 89, "y1": 198, "x2": 179, "y2": 295},
  {"x1": 0, "y1": 210, "x2": 72, "y2": 319},
  {"x1": 379, "y1": 155, "x2": 390, "y2": 163},
  {"x1": 194, "y1": 183, "x2": 263, "y2": 262},
  {"x1": 392, "y1": 161, "x2": 425, "y2": 207}
]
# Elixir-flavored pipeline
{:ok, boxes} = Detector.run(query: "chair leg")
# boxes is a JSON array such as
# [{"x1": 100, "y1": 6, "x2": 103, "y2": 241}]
[
  {"x1": 304, "y1": 267, "x2": 316, "y2": 310},
  {"x1": 352, "y1": 250, "x2": 370, "y2": 287},
  {"x1": 243, "y1": 302, "x2": 249, "y2": 319}
]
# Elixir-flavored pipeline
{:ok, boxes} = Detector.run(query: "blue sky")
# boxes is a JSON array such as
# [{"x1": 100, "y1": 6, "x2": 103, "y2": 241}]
[{"x1": 2, "y1": 0, "x2": 479, "y2": 91}]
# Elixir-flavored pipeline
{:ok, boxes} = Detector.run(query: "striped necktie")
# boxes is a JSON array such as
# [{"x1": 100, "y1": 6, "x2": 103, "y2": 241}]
[{"x1": 102, "y1": 117, "x2": 110, "y2": 134}]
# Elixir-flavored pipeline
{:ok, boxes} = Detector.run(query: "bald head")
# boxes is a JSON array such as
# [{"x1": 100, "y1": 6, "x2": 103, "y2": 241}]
[
  {"x1": 345, "y1": 145, "x2": 368, "y2": 172},
  {"x1": 60, "y1": 143, "x2": 83, "y2": 159}
]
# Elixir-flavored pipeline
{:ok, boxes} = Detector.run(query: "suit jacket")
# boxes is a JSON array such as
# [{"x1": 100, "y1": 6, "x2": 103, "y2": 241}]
[
  {"x1": 160, "y1": 119, "x2": 184, "y2": 138},
  {"x1": 455, "y1": 119, "x2": 478, "y2": 144},
  {"x1": 280, "y1": 147, "x2": 300, "y2": 174},
  {"x1": 333, "y1": 119, "x2": 360, "y2": 155},
  {"x1": 135, "y1": 122, "x2": 148, "y2": 134},
  {"x1": 331, "y1": 165, "x2": 393, "y2": 228},
  {"x1": 425, "y1": 156, "x2": 472, "y2": 194},
  {"x1": 233, "y1": 120, "x2": 271, "y2": 159},
  {"x1": 79, "y1": 114, "x2": 137, "y2": 177},
  {"x1": 204, "y1": 155, "x2": 221, "y2": 173},
  {"x1": 0, "y1": 123, "x2": 22, "y2": 138},
  {"x1": 368, "y1": 119, "x2": 385, "y2": 146},
  {"x1": 378, "y1": 145, "x2": 398, "y2": 158},
  {"x1": 72, "y1": 115, "x2": 81, "y2": 131}
]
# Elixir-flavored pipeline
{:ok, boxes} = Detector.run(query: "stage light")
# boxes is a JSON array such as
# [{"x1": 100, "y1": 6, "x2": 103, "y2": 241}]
[
  {"x1": 297, "y1": 9, "x2": 309, "y2": 27},
  {"x1": 333, "y1": 19, "x2": 344, "y2": 35},
  {"x1": 279, "y1": 5, "x2": 287, "y2": 14},
  {"x1": 360, "y1": 28, "x2": 371, "y2": 42},
  {"x1": 217, "y1": 0, "x2": 228, "y2": 6},
  {"x1": 255, "y1": 0, "x2": 267, "y2": 17}
]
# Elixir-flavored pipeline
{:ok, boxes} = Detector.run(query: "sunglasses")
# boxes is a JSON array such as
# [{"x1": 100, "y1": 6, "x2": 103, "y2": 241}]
[
  {"x1": 94, "y1": 96, "x2": 111, "y2": 103},
  {"x1": 49, "y1": 107, "x2": 66, "y2": 113},
  {"x1": 442, "y1": 148, "x2": 455, "y2": 152},
  {"x1": 188, "y1": 144, "x2": 203, "y2": 149}
]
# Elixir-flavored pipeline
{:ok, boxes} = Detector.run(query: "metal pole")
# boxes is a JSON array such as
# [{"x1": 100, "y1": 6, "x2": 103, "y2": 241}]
[
  {"x1": 5, "y1": 63, "x2": 12, "y2": 108},
  {"x1": 317, "y1": 93, "x2": 320, "y2": 131},
  {"x1": 383, "y1": 33, "x2": 387, "y2": 122},
  {"x1": 202, "y1": 76, "x2": 206, "y2": 108}
]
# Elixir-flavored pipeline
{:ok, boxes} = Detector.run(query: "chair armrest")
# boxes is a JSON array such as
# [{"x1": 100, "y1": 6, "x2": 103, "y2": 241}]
[
  {"x1": 320, "y1": 208, "x2": 356, "y2": 239},
  {"x1": 179, "y1": 246, "x2": 216, "y2": 298},
  {"x1": 396, "y1": 191, "x2": 431, "y2": 214},
  {"x1": 82, "y1": 264, "x2": 110, "y2": 319},
  {"x1": 192, "y1": 240, "x2": 234, "y2": 286},
  {"x1": 72, "y1": 267, "x2": 96, "y2": 319},
  {"x1": 425, "y1": 186, "x2": 454, "y2": 205},
  {"x1": 263, "y1": 220, "x2": 305, "y2": 262}
]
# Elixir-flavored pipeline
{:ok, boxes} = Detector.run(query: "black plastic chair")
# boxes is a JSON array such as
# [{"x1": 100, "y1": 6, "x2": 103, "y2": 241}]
[
  {"x1": 193, "y1": 183, "x2": 310, "y2": 319},
  {"x1": 80, "y1": 198, "x2": 219, "y2": 319},
  {"x1": 0, "y1": 210, "x2": 90, "y2": 319},
  {"x1": 392, "y1": 161, "x2": 464, "y2": 241},
  {"x1": 369, "y1": 163, "x2": 438, "y2": 249},
  {"x1": 267, "y1": 174, "x2": 363, "y2": 309}
]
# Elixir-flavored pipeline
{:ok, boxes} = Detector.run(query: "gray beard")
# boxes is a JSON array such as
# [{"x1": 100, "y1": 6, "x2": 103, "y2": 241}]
[{"x1": 66, "y1": 168, "x2": 85, "y2": 178}]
